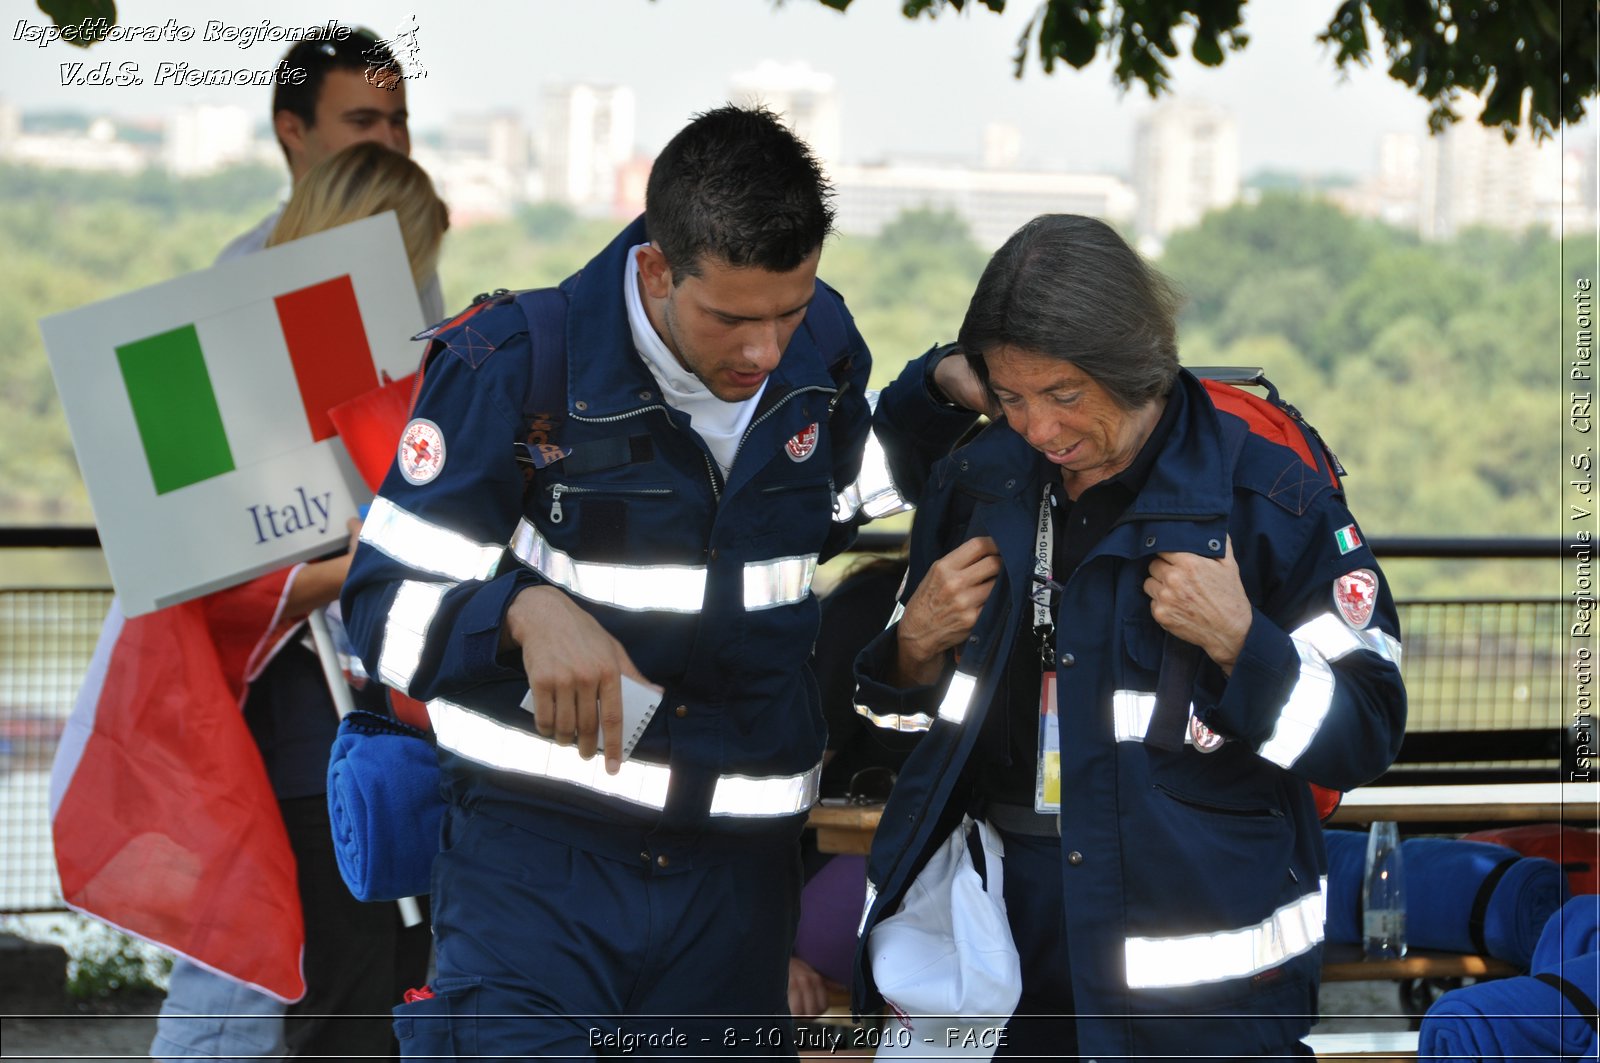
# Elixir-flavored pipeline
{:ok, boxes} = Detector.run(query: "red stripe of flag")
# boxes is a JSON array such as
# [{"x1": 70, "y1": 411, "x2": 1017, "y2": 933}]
[
  {"x1": 52, "y1": 598, "x2": 305, "y2": 1002},
  {"x1": 274, "y1": 275, "x2": 379, "y2": 442}
]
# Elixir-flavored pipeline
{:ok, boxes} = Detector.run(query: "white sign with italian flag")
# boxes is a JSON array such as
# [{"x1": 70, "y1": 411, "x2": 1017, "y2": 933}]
[{"x1": 40, "y1": 213, "x2": 425, "y2": 616}]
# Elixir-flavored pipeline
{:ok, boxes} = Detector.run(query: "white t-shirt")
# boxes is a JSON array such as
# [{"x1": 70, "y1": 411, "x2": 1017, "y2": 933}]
[
  {"x1": 623, "y1": 245, "x2": 764, "y2": 478},
  {"x1": 217, "y1": 204, "x2": 446, "y2": 324}
]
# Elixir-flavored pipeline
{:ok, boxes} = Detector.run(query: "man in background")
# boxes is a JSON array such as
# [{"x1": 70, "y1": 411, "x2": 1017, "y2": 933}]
[{"x1": 218, "y1": 29, "x2": 442, "y2": 324}]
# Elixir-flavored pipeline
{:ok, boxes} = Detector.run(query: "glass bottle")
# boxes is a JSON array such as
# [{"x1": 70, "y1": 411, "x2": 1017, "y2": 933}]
[{"x1": 1362, "y1": 820, "x2": 1407, "y2": 960}]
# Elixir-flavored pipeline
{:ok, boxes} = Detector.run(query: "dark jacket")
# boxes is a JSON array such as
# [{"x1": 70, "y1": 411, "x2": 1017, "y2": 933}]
[
  {"x1": 342, "y1": 218, "x2": 972, "y2": 851},
  {"x1": 853, "y1": 368, "x2": 1407, "y2": 1059}
]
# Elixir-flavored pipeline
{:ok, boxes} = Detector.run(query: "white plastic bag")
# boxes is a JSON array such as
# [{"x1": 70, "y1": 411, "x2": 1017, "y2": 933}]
[{"x1": 868, "y1": 815, "x2": 1021, "y2": 1059}]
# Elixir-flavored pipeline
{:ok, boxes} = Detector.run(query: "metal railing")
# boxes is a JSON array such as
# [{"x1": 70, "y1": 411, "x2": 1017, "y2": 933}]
[{"x1": 0, "y1": 535, "x2": 1580, "y2": 912}]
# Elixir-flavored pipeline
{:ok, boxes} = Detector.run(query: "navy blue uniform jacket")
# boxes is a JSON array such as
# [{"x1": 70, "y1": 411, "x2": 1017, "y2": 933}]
[
  {"x1": 854, "y1": 368, "x2": 1407, "y2": 1059},
  {"x1": 341, "y1": 218, "x2": 972, "y2": 854}
]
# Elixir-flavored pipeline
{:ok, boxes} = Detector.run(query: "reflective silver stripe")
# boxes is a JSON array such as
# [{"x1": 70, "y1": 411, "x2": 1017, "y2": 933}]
[
  {"x1": 1258, "y1": 614, "x2": 1402, "y2": 770},
  {"x1": 430, "y1": 698, "x2": 822, "y2": 817},
  {"x1": 1124, "y1": 879, "x2": 1327, "y2": 989},
  {"x1": 1111, "y1": 690, "x2": 1199, "y2": 745},
  {"x1": 742, "y1": 553, "x2": 818, "y2": 610},
  {"x1": 511, "y1": 518, "x2": 706, "y2": 612},
  {"x1": 1293, "y1": 612, "x2": 1403, "y2": 667},
  {"x1": 859, "y1": 881, "x2": 878, "y2": 937},
  {"x1": 937, "y1": 671, "x2": 979, "y2": 724},
  {"x1": 510, "y1": 519, "x2": 817, "y2": 613},
  {"x1": 855, "y1": 702, "x2": 935, "y2": 733},
  {"x1": 834, "y1": 393, "x2": 911, "y2": 523},
  {"x1": 1112, "y1": 690, "x2": 1156, "y2": 743},
  {"x1": 709, "y1": 764, "x2": 821, "y2": 817},
  {"x1": 378, "y1": 581, "x2": 448, "y2": 693},
  {"x1": 361, "y1": 496, "x2": 503, "y2": 581}
]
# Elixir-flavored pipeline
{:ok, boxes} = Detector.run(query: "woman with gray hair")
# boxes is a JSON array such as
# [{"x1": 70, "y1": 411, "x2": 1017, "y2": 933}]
[{"x1": 852, "y1": 214, "x2": 1406, "y2": 1059}]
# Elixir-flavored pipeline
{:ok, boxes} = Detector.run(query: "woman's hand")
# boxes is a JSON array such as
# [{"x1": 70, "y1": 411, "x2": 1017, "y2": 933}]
[
  {"x1": 895, "y1": 536, "x2": 1002, "y2": 687},
  {"x1": 1144, "y1": 536, "x2": 1253, "y2": 674}
]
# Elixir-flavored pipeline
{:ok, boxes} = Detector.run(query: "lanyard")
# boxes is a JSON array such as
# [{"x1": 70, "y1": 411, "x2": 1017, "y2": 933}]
[{"x1": 1029, "y1": 486, "x2": 1058, "y2": 664}]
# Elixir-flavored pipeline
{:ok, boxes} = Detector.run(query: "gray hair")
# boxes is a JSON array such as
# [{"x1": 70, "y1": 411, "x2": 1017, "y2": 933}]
[{"x1": 957, "y1": 214, "x2": 1181, "y2": 410}]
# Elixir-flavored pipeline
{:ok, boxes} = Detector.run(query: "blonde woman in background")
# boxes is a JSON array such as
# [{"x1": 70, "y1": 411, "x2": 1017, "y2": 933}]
[
  {"x1": 150, "y1": 142, "x2": 448, "y2": 1063},
  {"x1": 267, "y1": 140, "x2": 449, "y2": 289}
]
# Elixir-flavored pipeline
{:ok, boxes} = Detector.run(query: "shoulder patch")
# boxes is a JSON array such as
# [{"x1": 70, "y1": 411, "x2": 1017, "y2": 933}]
[
  {"x1": 398, "y1": 418, "x2": 446, "y2": 485},
  {"x1": 1333, "y1": 569, "x2": 1379, "y2": 629},
  {"x1": 1334, "y1": 523, "x2": 1363, "y2": 554}
]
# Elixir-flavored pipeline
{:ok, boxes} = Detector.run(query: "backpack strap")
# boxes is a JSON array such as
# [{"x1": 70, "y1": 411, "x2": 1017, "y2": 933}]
[{"x1": 510, "y1": 288, "x2": 571, "y2": 468}]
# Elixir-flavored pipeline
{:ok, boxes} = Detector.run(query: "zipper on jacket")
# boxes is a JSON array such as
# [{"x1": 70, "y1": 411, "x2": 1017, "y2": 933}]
[
  {"x1": 571, "y1": 403, "x2": 722, "y2": 501},
  {"x1": 729, "y1": 384, "x2": 837, "y2": 473},
  {"x1": 547, "y1": 482, "x2": 672, "y2": 524}
]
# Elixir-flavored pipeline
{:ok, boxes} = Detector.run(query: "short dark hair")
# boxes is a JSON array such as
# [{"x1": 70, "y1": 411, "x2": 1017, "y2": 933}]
[
  {"x1": 645, "y1": 105, "x2": 835, "y2": 282},
  {"x1": 958, "y1": 214, "x2": 1182, "y2": 410},
  {"x1": 271, "y1": 29, "x2": 401, "y2": 160}
]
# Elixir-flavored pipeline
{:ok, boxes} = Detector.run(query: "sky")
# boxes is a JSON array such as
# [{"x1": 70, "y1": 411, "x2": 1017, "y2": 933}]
[{"x1": 1, "y1": 1, "x2": 1591, "y2": 178}]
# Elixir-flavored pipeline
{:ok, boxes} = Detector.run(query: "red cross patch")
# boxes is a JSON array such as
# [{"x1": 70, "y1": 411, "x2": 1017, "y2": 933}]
[
  {"x1": 1333, "y1": 569, "x2": 1378, "y2": 630},
  {"x1": 786, "y1": 422, "x2": 819, "y2": 462},
  {"x1": 1189, "y1": 714, "x2": 1225, "y2": 753},
  {"x1": 398, "y1": 418, "x2": 446, "y2": 485}
]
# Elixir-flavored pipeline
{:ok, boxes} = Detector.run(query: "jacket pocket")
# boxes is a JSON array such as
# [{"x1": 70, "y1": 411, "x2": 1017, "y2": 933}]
[{"x1": 392, "y1": 976, "x2": 482, "y2": 1058}]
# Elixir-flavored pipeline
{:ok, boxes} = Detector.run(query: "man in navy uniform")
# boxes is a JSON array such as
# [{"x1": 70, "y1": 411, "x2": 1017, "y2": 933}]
[{"x1": 342, "y1": 105, "x2": 975, "y2": 1056}]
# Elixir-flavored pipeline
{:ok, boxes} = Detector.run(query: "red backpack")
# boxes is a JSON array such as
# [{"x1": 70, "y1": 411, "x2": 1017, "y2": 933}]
[{"x1": 1195, "y1": 368, "x2": 1349, "y2": 822}]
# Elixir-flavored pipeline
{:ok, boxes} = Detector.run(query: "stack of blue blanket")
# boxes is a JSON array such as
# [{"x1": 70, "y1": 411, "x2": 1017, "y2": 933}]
[
  {"x1": 326, "y1": 709, "x2": 444, "y2": 901},
  {"x1": 1419, "y1": 895, "x2": 1600, "y2": 1061},
  {"x1": 1324, "y1": 829, "x2": 1569, "y2": 969}
]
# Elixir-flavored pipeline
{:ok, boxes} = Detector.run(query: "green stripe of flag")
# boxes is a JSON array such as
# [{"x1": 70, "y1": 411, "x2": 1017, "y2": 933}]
[{"x1": 115, "y1": 324, "x2": 235, "y2": 495}]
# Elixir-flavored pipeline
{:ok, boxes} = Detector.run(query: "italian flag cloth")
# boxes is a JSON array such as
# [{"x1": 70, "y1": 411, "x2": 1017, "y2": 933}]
[{"x1": 49, "y1": 578, "x2": 307, "y2": 1002}]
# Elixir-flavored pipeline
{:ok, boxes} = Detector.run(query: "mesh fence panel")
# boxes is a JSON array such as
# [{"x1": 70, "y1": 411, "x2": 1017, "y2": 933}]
[
  {"x1": 0, "y1": 589, "x2": 112, "y2": 911},
  {"x1": 1395, "y1": 599, "x2": 1568, "y2": 733},
  {"x1": 0, "y1": 593, "x2": 1575, "y2": 913}
]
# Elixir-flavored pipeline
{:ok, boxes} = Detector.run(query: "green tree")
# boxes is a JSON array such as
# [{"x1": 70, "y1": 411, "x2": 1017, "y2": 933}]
[
  {"x1": 1161, "y1": 195, "x2": 1394, "y2": 332},
  {"x1": 820, "y1": 0, "x2": 1597, "y2": 138}
]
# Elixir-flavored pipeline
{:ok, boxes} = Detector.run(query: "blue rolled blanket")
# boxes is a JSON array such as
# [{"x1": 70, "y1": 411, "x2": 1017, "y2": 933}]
[
  {"x1": 1418, "y1": 951, "x2": 1599, "y2": 1062},
  {"x1": 1324, "y1": 830, "x2": 1570, "y2": 969},
  {"x1": 1534, "y1": 894, "x2": 1600, "y2": 974},
  {"x1": 326, "y1": 709, "x2": 444, "y2": 901}
]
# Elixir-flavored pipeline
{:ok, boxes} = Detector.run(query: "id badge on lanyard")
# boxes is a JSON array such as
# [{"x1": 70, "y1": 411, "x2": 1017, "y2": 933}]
[
  {"x1": 1036, "y1": 672, "x2": 1061, "y2": 813},
  {"x1": 1029, "y1": 487, "x2": 1061, "y2": 814}
]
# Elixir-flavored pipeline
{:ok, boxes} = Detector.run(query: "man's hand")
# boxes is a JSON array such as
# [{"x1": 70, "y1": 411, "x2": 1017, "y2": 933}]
[
  {"x1": 285, "y1": 517, "x2": 362, "y2": 617},
  {"x1": 786, "y1": 956, "x2": 830, "y2": 1021},
  {"x1": 503, "y1": 585, "x2": 650, "y2": 774},
  {"x1": 1143, "y1": 536, "x2": 1253, "y2": 674},
  {"x1": 895, "y1": 536, "x2": 1002, "y2": 687},
  {"x1": 930, "y1": 346, "x2": 992, "y2": 415}
]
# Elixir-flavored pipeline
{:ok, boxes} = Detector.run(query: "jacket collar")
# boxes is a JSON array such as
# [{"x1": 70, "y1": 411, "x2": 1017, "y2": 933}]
[{"x1": 562, "y1": 217, "x2": 836, "y2": 421}]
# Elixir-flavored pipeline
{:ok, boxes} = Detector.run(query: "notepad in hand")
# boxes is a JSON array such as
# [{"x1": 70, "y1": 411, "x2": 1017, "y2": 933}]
[{"x1": 519, "y1": 675, "x2": 662, "y2": 761}]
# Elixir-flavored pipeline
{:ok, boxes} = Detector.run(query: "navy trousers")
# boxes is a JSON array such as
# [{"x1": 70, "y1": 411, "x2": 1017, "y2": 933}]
[
  {"x1": 993, "y1": 828, "x2": 1312, "y2": 1063},
  {"x1": 396, "y1": 802, "x2": 803, "y2": 1060}
]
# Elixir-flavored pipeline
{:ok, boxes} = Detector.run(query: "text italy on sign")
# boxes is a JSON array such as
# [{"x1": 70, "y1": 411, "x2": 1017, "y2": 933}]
[{"x1": 40, "y1": 213, "x2": 423, "y2": 616}]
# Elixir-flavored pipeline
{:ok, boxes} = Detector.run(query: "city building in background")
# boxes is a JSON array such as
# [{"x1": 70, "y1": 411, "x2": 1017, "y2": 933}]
[
  {"x1": 1132, "y1": 97, "x2": 1240, "y2": 252},
  {"x1": 831, "y1": 160, "x2": 1135, "y2": 247},
  {"x1": 537, "y1": 82, "x2": 636, "y2": 215},
  {"x1": 729, "y1": 60, "x2": 841, "y2": 171},
  {"x1": 0, "y1": 77, "x2": 1592, "y2": 242}
]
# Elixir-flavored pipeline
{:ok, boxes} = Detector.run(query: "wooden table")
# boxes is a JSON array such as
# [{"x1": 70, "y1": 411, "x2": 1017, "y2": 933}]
[
  {"x1": 809, "y1": 782, "x2": 1600, "y2": 855},
  {"x1": 1326, "y1": 782, "x2": 1599, "y2": 824},
  {"x1": 1319, "y1": 942, "x2": 1516, "y2": 982}
]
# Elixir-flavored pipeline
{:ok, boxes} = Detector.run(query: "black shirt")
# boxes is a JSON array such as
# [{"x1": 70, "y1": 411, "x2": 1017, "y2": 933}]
[{"x1": 974, "y1": 381, "x2": 1184, "y2": 807}]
